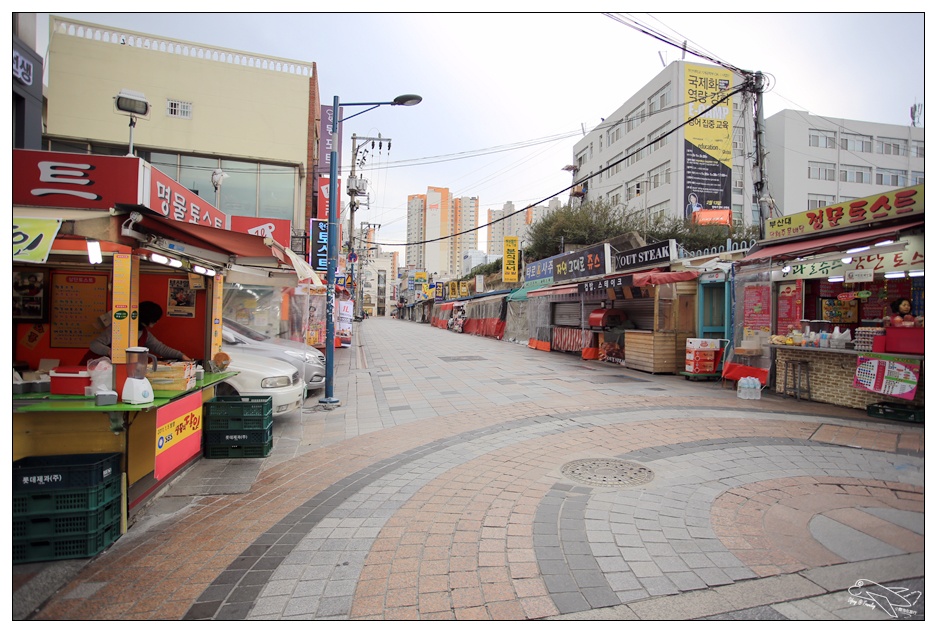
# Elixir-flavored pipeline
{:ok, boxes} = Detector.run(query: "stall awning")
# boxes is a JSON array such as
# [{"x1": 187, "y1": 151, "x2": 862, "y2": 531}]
[
  {"x1": 741, "y1": 221, "x2": 925, "y2": 263},
  {"x1": 631, "y1": 269, "x2": 699, "y2": 287},
  {"x1": 527, "y1": 283, "x2": 580, "y2": 297}
]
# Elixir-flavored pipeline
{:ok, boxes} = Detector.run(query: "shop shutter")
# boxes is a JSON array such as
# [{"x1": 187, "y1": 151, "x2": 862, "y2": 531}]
[
  {"x1": 612, "y1": 298, "x2": 655, "y2": 330},
  {"x1": 552, "y1": 301, "x2": 582, "y2": 327}
]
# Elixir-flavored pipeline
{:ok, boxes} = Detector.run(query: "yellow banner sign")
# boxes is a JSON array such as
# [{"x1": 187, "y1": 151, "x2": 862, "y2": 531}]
[
  {"x1": 414, "y1": 271, "x2": 428, "y2": 283},
  {"x1": 459, "y1": 281, "x2": 469, "y2": 297},
  {"x1": 503, "y1": 236, "x2": 519, "y2": 283},
  {"x1": 764, "y1": 185, "x2": 924, "y2": 242},
  {"x1": 13, "y1": 218, "x2": 63, "y2": 263}
]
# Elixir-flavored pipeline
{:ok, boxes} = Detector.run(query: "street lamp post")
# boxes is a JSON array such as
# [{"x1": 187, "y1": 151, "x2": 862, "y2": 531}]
[{"x1": 321, "y1": 93, "x2": 421, "y2": 405}]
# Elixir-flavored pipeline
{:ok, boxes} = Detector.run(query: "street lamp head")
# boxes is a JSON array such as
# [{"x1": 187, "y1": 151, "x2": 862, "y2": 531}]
[
  {"x1": 114, "y1": 89, "x2": 150, "y2": 118},
  {"x1": 392, "y1": 94, "x2": 423, "y2": 107}
]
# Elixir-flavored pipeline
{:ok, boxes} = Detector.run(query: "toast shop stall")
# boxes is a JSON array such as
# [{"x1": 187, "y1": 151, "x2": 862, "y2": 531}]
[
  {"x1": 12, "y1": 149, "x2": 312, "y2": 556},
  {"x1": 736, "y1": 185, "x2": 924, "y2": 415}
]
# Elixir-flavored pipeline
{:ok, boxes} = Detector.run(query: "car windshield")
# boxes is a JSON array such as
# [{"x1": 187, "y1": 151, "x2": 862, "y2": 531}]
[{"x1": 224, "y1": 319, "x2": 270, "y2": 342}]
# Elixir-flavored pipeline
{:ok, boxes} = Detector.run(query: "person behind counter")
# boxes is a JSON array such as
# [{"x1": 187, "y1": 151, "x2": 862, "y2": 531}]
[
  {"x1": 81, "y1": 301, "x2": 193, "y2": 364},
  {"x1": 885, "y1": 297, "x2": 923, "y2": 327}
]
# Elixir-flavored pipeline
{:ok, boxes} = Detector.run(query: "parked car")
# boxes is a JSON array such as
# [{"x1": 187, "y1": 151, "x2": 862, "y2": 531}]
[
  {"x1": 213, "y1": 350, "x2": 304, "y2": 417},
  {"x1": 222, "y1": 320, "x2": 325, "y2": 396}
]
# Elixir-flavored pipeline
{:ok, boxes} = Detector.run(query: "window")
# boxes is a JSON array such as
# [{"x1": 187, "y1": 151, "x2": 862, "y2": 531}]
[
  {"x1": 732, "y1": 204, "x2": 743, "y2": 226},
  {"x1": 808, "y1": 194, "x2": 836, "y2": 210},
  {"x1": 732, "y1": 128, "x2": 745, "y2": 151},
  {"x1": 647, "y1": 123, "x2": 670, "y2": 154},
  {"x1": 626, "y1": 177, "x2": 644, "y2": 202},
  {"x1": 808, "y1": 161, "x2": 836, "y2": 181},
  {"x1": 648, "y1": 83, "x2": 671, "y2": 115},
  {"x1": 166, "y1": 99, "x2": 193, "y2": 119},
  {"x1": 732, "y1": 165, "x2": 744, "y2": 193},
  {"x1": 840, "y1": 132, "x2": 872, "y2": 153},
  {"x1": 839, "y1": 164, "x2": 871, "y2": 184},
  {"x1": 575, "y1": 149, "x2": 588, "y2": 169},
  {"x1": 808, "y1": 129, "x2": 837, "y2": 149},
  {"x1": 876, "y1": 137, "x2": 907, "y2": 156},
  {"x1": 876, "y1": 168, "x2": 907, "y2": 187},
  {"x1": 625, "y1": 140, "x2": 644, "y2": 167},
  {"x1": 911, "y1": 141, "x2": 924, "y2": 158},
  {"x1": 609, "y1": 186, "x2": 623, "y2": 207},
  {"x1": 912, "y1": 171, "x2": 924, "y2": 185},
  {"x1": 179, "y1": 155, "x2": 217, "y2": 200},
  {"x1": 626, "y1": 104, "x2": 646, "y2": 132},
  {"x1": 647, "y1": 201, "x2": 668, "y2": 221},
  {"x1": 607, "y1": 153, "x2": 623, "y2": 177},
  {"x1": 648, "y1": 162, "x2": 671, "y2": 190},
  {"x1": 608, "y1": 125, "x2": 623, "y2": 146}
]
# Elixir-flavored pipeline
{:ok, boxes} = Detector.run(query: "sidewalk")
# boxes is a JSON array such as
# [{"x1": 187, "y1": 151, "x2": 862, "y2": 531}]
[{"x1": 14, "y1": 317, "x2": 925, "y2": 621}]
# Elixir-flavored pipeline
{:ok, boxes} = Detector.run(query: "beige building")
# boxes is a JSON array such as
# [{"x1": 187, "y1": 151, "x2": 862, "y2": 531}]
[
  {"x1": 405, "y1": 185, "x2": 478, "y2": 279},
  {"x1": 43, "y1": 15, "x2": 321, "y2": 238}
]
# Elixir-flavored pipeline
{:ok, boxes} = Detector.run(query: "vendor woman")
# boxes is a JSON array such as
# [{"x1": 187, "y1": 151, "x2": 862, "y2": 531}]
[
  {"x1": 885, "y1": 297, "x2": 922, "y2": 327},
  {"x1": 81, "y1": 301, "x2": 192, "y2": 363}
]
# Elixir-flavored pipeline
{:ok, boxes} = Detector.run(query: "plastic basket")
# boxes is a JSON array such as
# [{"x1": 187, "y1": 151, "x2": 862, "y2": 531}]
[
  {"x1": 13, "y1": 476, "x2": 122, "y2": 517},
  {"x1": 13, "y1": 453, "x2": 122, "y2": 492},
  {"x1": 203, "y1": 427, "x2": 273, "y2": 447},
  {"x1": 13, "y1": 498, "x2": 122, "y2": 539},
  {"x1": 12, "y1": 518, "x2": 121, "y2": 564},
  {"x1": 204, "y1": 410, "x2": 274, "y2": 431},
  {"x1": 867, "y1": 402, "x2": 924, "y2": 423},
  {"x1": 204, "y1": 439, "x2": 273, "y2": 459},
  {"x1": 204, "y1": 396, "x2": 272, "y2": 421}
]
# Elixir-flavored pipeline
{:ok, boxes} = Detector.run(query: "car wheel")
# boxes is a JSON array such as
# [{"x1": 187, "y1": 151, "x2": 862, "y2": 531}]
[{"x1": 214, "y1": 381, "x2": 239, "y2": 398}]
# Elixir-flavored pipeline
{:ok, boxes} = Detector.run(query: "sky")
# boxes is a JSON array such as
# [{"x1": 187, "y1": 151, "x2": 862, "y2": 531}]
[{"x1": 37, "y1": 9, "x2": 926, "y2": 257}]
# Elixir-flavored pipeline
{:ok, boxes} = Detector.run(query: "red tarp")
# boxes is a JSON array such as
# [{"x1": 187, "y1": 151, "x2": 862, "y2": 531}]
[{"x1": 631, "y1": 269, "x2": 700, "y2": 287}]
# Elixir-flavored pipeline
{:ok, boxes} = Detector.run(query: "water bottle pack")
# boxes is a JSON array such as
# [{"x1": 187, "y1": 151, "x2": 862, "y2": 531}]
[{"x1": 736, "y1": 376, "x2": 762, "y2": 400}]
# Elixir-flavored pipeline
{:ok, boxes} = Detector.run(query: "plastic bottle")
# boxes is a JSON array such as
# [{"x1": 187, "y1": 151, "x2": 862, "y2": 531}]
[{"x1": 750, "y1": 378, "x2": 761, "y2": 400}]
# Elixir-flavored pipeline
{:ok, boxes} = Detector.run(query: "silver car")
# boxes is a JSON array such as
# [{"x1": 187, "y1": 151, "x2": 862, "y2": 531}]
[{"x1": 222, "y1": 320, "x2": 326, "y2": 397}]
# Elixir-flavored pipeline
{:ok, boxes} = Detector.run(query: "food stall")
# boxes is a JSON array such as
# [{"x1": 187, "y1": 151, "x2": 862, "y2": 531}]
[
  {"x1": 12, "y1": 149, "x2": 315, "y2": 544},
  {"x1": 735, "y1": 185, "x2": 924, "y2": 413}
]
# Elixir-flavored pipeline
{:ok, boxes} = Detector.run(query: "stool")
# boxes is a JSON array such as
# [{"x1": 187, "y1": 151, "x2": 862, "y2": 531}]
[{"x1": 782, "y1": 360, "x2": 811, "y2": 401}]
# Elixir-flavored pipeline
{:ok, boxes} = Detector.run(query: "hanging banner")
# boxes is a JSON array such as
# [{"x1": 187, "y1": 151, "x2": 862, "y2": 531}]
[
  {"x1": 683, "y1": 63, "x2": 733, "y2": 224},
  {"x1": 503, "y1": 236, "x2": 520, "y2": 283},
  {"x1": 854, "y1": 353, "x2": 920, "y2": 400},
  {"x1": 13, "y1": 218, "x2": 63, "y2": 264}
]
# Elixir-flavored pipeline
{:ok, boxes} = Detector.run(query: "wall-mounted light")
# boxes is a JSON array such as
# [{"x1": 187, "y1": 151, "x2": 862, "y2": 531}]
[
  {"x1": 845, "y1": 245, "x2": 871, "y2": 254},
  {"x1": 149, "y1": 253, "x2": 170, "y2": 265},
  {"x1": 828, "y1": 276, "x2": 845, "y2": 283},
  {"x1": 840, "y1": 257, "x2": 853, "y2": 264},
  {"x1": 86, "y1": 239, "x2": 103, "y2": 265},
  {"x1": 908, "y1": 269, "x2": 924, "y2": 278},
  {"x1": 168, "y1": 258, "x2": 184, "y2": 268},
  {"x1": 874, "y1": 240, "x2": 894, "y2": 247},
  {"x1": 884, "y1": 271, "x2": 906, "y2": 279},
  {"x1": 192, "y1": 264, "x2": 216, "y2": 277},
  {"x1": 781, "y1": 265, "x2": 791, "y2": 274}
]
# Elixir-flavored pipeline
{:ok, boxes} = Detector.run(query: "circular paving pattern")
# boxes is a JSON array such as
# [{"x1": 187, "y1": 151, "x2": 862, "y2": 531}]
[{"x1": 560, "y1": 458, "x2": 655, "y2": 488}]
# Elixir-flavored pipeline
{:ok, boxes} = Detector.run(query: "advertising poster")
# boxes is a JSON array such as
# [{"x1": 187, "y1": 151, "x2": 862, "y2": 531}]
[
  {"x1": 683, "y1": 63, "x2": 733, "y2": 224},
  {"x1": 775, "y1": 280, "x2": 803, "y2": 335},
  {"x1": 337, "y1": 300, "x2": 353, "y2": 341},
  {"x1": 854, "y1": 354, "x2": 920, "y2": 400},
  {"x1": 306, "y1": 287, "x2": 327, "y2": 348},
  {"x1": 742, "y1": 283, "x2": 771, "y2": 337},
  {"x1": 13, "y1": 218, "x2": 62, "y2": 264},
  {"x1": 503, "y1": 236, "x2": 520, "y2": 283},
  {"x1": 154, "y1": 391, "x2": 203, "y2": 480},
  {"x1": 167, "y1": 278, "x2": 196, "y2": 318}
]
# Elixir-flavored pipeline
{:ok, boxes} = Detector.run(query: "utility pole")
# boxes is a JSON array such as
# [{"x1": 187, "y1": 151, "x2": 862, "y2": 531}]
[
  {"x1": 357, "y1": 221, "x2": 381, "y2": 318},
  {"x1": 347, "y1": 133, "x2": 390, "y2": 317},
  {"x1": 753, "y1": 71, "x2": 771, "y2": 239}
]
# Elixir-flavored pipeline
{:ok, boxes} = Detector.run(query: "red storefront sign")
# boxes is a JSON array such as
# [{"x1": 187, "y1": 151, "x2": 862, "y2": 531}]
[
  {"x1": 13, "y1": 150, "x2": 142, "y2": 210},
  {"x1": 229, "y1": 216, "x2": 292, "y2": 243},
  {"x1": 149, "y1": 167, "x2": 227, "y2": 229}
]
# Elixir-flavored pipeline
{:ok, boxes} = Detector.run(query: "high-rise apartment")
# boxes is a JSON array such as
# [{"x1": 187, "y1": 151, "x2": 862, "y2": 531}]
[
  {"x1": 487, "y1": 199, "x2": 558, "y2": 256},
  {"x1": 405, "y1": 186, "x2": 477, "y2": 279}
]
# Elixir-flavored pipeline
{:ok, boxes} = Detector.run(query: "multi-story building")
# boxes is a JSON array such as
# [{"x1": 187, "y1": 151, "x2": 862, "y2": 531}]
[
  {"x1": 41, "y1": 15, "x2": 321, "y2": 247},
  {"x1": 405, "y1": 186, "x2": 477, "y2": 279},
  {"x1": 13, "y1": 14, "x2": 43, "y2": 150},
  {"x1": 460, "y1": 249, "x2": 500, "y2": 277},
  {"x1": 571, "y1": 60, "x2": 756, "y2": 228},
  {"x1": 764, "y1": 110, "x2": 924, "y2": 215},
  {"x1": 487, "y1": 199, "x2": 558, "y2": 256}
]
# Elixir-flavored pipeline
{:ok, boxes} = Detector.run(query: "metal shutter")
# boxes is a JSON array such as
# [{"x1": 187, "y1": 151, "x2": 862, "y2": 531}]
[{"x1": 552, "y1": 301, "x2": 582, "y2": 327}]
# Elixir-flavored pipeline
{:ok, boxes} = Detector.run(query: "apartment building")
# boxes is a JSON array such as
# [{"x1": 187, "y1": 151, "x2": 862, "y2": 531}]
[
  {"x1": 405, "y1": 186, "x2": 477, "y2": 279},
  {"x1": 764, "y1": 110, "x2": 924, "y2": 215},
  {"x1": 486, "y1": 199, "x2": 558, "y2": 256}
]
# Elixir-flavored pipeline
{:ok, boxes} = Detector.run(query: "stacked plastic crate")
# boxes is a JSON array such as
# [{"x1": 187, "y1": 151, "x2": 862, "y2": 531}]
[
  {"x1": 203, "y1": 396, "x2": 274, "y2": 458},
  {"x1": 13, "y1": 452, "x2": 123, "y2": 564}
]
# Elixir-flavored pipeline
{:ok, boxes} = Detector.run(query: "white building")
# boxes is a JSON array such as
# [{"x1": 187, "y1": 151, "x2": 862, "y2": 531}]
[
  {"x1": 460, "y1": 249, "x2": 500, "y2": 276},
  {"x1": 764, "y1": 109, "x2": 924, "y2": 216},
  {"x1": 572, "y1": 60, "x2": 756, "y2": 228},
  {"x1": 486, "y1": 199, "x2": 557, "y2": 256}
]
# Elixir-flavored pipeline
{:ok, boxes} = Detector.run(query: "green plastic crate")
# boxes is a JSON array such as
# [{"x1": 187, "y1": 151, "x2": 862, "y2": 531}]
[
  {"x1": 13, "y1": 452, "x2": 122, "y2": 492},
  {"x1": 204, "y1": 439, "x2": 273, "y2": 459},
  {"x1": 13, "y1": 518, "x2": 121, "y2": 564},
  {"x1": 13, "y1": 475, "x2": 121, "y2": 517},
  {"x1": 13, "y1": 498, "x2": 122, "y2": 540},
  {"x1": 867, "y1": 402, "x2": 924, "y2": 423},
  {"x1": 203, "y1": 426, "x2": 273, "y2": 447},
  {"x1": 203, "y1": 396, "x2": 272, "y2": 427}
]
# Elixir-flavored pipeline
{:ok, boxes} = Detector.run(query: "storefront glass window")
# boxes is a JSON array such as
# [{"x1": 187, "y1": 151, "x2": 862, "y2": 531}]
[
  {"x1": 148, "y1": 152, "x2": 179, "y2": 179},
  {"x1": 220, "y1": 159, "x2": 258, "y2": 218},
  {"x1": 259, "y1": 164, "x2": 295, "y2": 220},
  {"x1": 179, "y1": 155, "x2": 219, "y2": 203}
]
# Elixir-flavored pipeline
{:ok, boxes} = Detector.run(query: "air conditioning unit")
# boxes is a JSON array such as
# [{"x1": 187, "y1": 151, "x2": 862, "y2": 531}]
[{"x1": 347, "y1": 176, "x2": 367, "y2": 196}]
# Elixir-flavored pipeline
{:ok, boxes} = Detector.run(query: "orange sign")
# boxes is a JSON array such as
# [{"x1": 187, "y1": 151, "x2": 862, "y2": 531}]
[{"x1": 764, "y1": 185, "x2": 924, "y2": 242}]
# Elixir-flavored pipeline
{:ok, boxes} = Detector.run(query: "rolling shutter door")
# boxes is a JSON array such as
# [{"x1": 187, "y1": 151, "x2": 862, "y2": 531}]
[{"x1": 552, "y1": 302, "x2": 581, "y2": 327}]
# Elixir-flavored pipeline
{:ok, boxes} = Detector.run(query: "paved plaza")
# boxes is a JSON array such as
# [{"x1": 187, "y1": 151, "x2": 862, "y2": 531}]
[{"x1": 14, "y1": 317, "x2": 925, "y2": 621}]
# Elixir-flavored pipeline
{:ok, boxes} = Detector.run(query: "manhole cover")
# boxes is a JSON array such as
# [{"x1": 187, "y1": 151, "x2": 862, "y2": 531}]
[{"x1": 560, "y1": 459, "x2": 655, "y2": 487}]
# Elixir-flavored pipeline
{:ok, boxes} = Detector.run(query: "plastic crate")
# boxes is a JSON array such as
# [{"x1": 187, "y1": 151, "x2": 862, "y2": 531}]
[
  {"x1": 13, "y1": 452, "x2": 122, "y2": 492},
  {"x1": 203, "y1": 426, "x2": 273, "y2": 447},
  {"x1": 204, "y1": 410, "x2": 274, "y2": 431},
  {"x1": 12, "y1": 518, "x2": 121, "y2": 564},
  {"x1": 867, "y1": 402, "x2": 924, "y2": 423},
  {"x1": 13, "y1": 497, "x2": 122, "y2": 539},
  {"x1": 204, "y1": 439, "x2": 273, "y2": 459},
  {"x1": 204, "y1": 396, "x2": 272, "y2": 422},
  {"x1": 13, "y1": 476, "x2": 121, "y2": 517}
]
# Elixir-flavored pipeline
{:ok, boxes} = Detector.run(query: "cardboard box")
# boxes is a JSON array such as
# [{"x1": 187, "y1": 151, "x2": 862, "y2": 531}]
[
  {"x1": 686, "y1": 338, "x2": 719, "y2": 350},
  {"x1": 686, "y1": 349, "x2": 717, "y2": 361},
  {"x1": 685, "y1": 360, "x2": 716, "y2": 373}
]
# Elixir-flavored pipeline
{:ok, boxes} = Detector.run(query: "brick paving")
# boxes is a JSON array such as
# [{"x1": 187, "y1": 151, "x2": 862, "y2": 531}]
[{"x1": 18, "y1": 317, "x2": 925, "y2": 621}]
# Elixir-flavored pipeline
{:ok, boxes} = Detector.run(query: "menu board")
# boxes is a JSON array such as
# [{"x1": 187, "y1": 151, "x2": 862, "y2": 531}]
[
  {"x1": 821, "y1": 298, "x2": 859, "y2": 324},
  {"x1": 742, "y1": 283, "x2": 772, "y2": 336},
  {"x1": 776, "y1": 280, "x2": 803, "y2": 334},
  {"x1": 50, "y1": 272, "x2": 109, "y2": 348}
]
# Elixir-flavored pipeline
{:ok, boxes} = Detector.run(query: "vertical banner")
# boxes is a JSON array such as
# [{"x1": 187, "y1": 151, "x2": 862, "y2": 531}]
[
  {"x1": 459, "y1": 281, "x2": 469, "y2": 297},
  {"x1": 684, "y1": 63, "x2": 733, "y2": 225},
  {"x1": 317, "y1": 105, "x2": 343, "y2": 219},
  {"x1": 775, "y1": 279, "x2": 803, "y2": 335},
  {"x1": 742, "y1": 283, "x2": 771, "y2": 338},
  {"x1": 310, "y1": 219, "x2": 329, "y2": 272},
  {"x1": 338, "y1": 300, "x2": 353, "y2": 341},
  {"x1": 111, "y1": 254, "x2": 135, "y2": 365},
  {"x1": 503, "y1": 236, "x2": 520, "y2": 282},
  {"x1": 476, "y1": 274, "x2": 485, "y2": 294}
]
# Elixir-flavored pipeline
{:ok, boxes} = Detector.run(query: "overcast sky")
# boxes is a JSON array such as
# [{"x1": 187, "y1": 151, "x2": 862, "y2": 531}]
[{"x1": 40, "y1": 10, "x2": 926, "y2": 254}]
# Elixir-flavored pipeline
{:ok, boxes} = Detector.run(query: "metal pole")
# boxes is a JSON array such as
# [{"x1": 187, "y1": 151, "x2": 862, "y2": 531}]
[
  {"x1": 754, "y1": 72, "x2": 771, "y2": 239},
  {"x1": 321, "y1": 95, "x2": 340, "y2": 405},
  {"x1": 348, "y1": 134, "x2": 358, "y2": 318},
  {"x1": 128, "y1": 116, "x2": 136, "y2": 156}
]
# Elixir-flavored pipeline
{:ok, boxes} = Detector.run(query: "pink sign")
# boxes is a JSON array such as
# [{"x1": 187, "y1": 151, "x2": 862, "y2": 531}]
[
  {"x1": 853, "y1": 354, "x2": 920, "y2": 400},
  {"x1": 229, "y1": 216, "x2": 292, "y2": 244}
]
